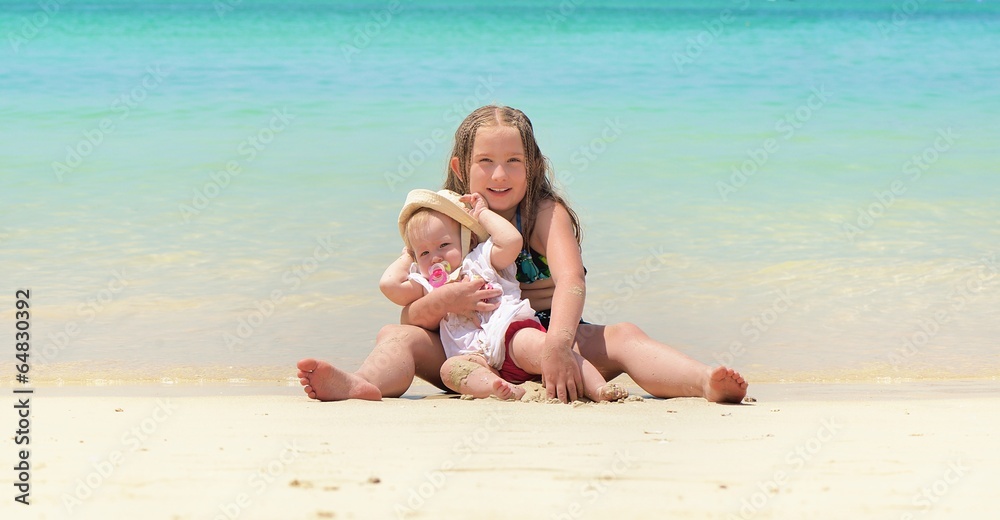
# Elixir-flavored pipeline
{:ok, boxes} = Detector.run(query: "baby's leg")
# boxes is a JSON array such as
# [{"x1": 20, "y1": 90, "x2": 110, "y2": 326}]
[
  {"x1": 508, "y1": 329, "x2": 627, "y2": 402},
  {"x1": 440, "y1": 355, "x2": 523, "y2": 400}
]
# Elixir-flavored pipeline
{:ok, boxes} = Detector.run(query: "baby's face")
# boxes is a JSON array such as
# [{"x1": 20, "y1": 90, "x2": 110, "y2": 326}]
[{"x1": 408, "y1": 212, "x2": 464, "y2": 279}]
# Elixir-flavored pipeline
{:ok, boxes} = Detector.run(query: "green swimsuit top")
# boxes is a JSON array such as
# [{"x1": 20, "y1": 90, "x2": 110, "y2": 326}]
[{"x1": 514, "y1": 207, "x2": 551, "y2": 284}]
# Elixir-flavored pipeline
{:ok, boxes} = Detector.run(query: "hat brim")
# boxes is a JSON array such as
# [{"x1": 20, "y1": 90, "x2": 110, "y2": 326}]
[{"x1": 398, "y1": 189, "x2": 489, "y2": 243}]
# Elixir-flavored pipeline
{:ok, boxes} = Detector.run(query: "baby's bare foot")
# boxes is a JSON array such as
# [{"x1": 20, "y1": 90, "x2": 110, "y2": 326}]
[
  {"x1": 491, "y1": 379, "x2": 526, "y2": 401},
  {"x1": 597, "y1": 382, "x2": 629, "y2": 402},
  {"x1": 297, "y1": 358, "x2": 381, "y2": 401},
  {"x1": 704, "y1": 366, "x2": 748, "y2": 404}
]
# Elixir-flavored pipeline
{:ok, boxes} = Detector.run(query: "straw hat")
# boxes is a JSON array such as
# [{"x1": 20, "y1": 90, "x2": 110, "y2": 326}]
[{"x1": 398, "y1": 189, "x2": 489, "y2": 256}]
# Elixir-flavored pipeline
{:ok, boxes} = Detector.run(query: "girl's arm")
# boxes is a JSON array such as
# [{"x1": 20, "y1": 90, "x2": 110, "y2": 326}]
[
  {"x1": 381, "y1": 246, "x2": 503, "y2": 329},
  {"x1": 533, "y1": 200, "x2": 588, "y2": 403},
  {"x1": 401, "y1": 278, "x2": 502, "y2": 329},
  {"x1": 379, "y1": 249, "x2": 425, "y2": 307}
]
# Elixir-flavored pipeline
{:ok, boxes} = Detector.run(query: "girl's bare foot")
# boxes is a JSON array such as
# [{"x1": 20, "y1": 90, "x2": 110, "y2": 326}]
[
  {"x1": 491, "y1": 379, "x2": 526, "y2": 401},
  {"x1": 297, "y1": 358, "x2": 381, "y2": 401},
  {"x1": 596, "y1": 382, "x2": 629, "y2": 402},
  {"x1": 704, "y1": 366, "x2": 748, "y2": 404}
]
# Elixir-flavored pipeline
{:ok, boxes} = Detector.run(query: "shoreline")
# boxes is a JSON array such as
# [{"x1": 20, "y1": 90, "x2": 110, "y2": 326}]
[
  {"x1": 3, "y1": 380, "x2": 993, "y2": 519},
  {"x1": 8, "y1": 378, "x2": 999, "y2": 400},
  {"x1": 7, "y1": 373, "x2": 999, "y2": 395}
]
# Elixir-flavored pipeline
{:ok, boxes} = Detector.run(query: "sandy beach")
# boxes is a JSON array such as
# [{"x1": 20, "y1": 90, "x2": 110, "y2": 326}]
[
  {"x1": 3, "y1": 380, "x2": 995, "y2": 519},
  {"x1": 5, "y1": 2, "x2": 998, "y2": 519}
]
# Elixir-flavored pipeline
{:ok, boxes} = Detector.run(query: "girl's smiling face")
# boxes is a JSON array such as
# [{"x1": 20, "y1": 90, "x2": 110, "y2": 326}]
[{"x1": 463, "y1": 126, "x2": 527, "y2": 220}]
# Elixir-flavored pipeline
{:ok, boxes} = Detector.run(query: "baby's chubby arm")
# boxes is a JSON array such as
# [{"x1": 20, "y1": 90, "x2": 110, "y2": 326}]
[
  {"x1": 461, "y1": 193, "x2": 521, "y2": 272},
  {"x1": 379, "y1": 248, "x2": 426, "y2": 306}
]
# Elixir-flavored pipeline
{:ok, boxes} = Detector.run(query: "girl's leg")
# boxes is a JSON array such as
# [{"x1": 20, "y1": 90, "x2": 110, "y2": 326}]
[
  {"x1": 440, "y1": 354, "x2": 524, "y2": 400},
  {"x1": 573, "y1": 322, "x2": 747, "y2": 403},
  {"x1": 580, "y1": 360, "x2": 629, "y2": 402},
  {"x1": 297, "y1": 324, "x2": 448, "y2": 401},
  {"x1": 508, "y1": 328, "x2": 627, "y2": 402}
]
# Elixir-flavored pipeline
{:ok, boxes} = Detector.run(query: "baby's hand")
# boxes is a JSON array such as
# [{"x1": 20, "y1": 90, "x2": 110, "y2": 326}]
[{"x1": 460, "y1": 193, "x2": 489, "y2": 220}]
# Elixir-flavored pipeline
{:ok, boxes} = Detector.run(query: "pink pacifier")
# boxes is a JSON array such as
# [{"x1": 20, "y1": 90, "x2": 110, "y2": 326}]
[{"x1": 428, "y1": 261, "x2": 452, "y2": 288}]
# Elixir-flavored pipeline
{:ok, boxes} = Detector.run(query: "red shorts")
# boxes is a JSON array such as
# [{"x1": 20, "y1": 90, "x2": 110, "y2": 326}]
[{"x1": 498, "y1": 319, "x2": 546, "y2": 384}]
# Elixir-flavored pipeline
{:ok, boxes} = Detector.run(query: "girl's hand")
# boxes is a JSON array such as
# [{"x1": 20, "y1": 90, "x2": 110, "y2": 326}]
[
  {"x1": 439, "y1": 275, "x2": 502, "y2": 321},
  {"x1": 541, "y1": 345, "x2": 584, "y2": 404},
  {"x1": 403, "y1": 276, "x2": 499, "y2": 329},
  {"x1": 460, "y1": 193, "x2": 489, "y2": 220}
]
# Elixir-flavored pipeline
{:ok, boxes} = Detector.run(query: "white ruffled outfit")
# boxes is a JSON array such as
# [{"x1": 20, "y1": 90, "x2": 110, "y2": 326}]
[{"x1": 408, "y1": 238, "x2": 537, "y2": 369}]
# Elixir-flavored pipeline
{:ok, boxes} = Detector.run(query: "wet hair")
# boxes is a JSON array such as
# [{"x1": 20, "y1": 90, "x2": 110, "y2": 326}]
[{"x1": 444, "y1": 105, "x2": 582, "y2": 250}]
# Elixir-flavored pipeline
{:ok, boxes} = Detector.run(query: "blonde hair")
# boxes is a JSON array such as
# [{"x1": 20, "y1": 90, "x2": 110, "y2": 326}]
[
  {"x1": 402, "y1": 208, "x2": 480, "y2": 254},
  {"x1": 444, "y1": 105, "x2": 582, "y2": 250}
]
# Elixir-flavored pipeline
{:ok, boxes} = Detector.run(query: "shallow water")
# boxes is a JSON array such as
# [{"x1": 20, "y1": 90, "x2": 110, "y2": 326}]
[{"x1": 2, "y1": 0, "x2": 998, "y2": 384}]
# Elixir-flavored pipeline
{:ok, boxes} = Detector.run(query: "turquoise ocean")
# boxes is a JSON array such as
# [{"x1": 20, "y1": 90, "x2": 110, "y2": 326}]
[{"x1": 1, "y1": 0, "x2": 998, "y2": 385}]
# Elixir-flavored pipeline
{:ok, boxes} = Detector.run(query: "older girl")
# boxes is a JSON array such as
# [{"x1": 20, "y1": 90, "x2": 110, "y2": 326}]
[{"x1": 298, "y1": 105, "x2": 747, "y2": 404}]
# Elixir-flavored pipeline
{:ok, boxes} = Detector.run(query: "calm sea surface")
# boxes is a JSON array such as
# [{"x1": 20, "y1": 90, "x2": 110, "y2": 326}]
[{"x1": 1, "y1": 0, "x2": 998, "y2": 384}]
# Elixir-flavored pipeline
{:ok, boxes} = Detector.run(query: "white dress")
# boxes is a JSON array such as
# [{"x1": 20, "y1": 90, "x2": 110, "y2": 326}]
[{"x1": 408, "y1": 238, "x2": 537, "y2": 369}]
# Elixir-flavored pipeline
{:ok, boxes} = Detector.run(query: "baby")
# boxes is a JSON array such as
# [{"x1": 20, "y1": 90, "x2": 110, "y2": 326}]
[{"x1": 382, "y1": 189, "x2": 627, "y2": 402}]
